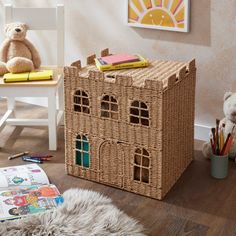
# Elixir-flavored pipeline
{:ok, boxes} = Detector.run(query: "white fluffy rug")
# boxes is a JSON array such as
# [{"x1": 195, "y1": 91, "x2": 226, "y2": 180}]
[{"x1": 0, "y1": 188, "x2": 145, "y2": 236}]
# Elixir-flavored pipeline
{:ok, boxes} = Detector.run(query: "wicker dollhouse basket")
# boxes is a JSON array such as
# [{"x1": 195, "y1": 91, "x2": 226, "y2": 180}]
[{"x1": 64, "y1": 49, "x2": 196, "y2": 200}]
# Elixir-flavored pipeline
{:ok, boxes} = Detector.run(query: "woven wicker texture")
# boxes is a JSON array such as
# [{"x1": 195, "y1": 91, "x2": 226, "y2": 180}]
[{"x1": 64, "y1": 49, "x2": 196, "y2": 200}]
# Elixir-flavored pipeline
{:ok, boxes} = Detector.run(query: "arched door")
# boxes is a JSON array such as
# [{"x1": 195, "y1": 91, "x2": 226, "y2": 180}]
[{"x1": 99, "y1": 141, "x2": 124, "y2": 187}]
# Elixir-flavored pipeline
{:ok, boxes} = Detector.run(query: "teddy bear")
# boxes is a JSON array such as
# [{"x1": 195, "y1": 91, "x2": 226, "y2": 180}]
[
  {"x1": 0, "y1": 22, "x2": 41, "y2": 76},
  {"x1": 202, "y1": 92, "x2": 236, "y2": 159}
]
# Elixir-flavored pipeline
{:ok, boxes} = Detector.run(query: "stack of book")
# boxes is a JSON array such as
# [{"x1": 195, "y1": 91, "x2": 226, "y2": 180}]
[
  {"x1": 95, "y1": 53, "x2": 149, "y2": 71},
  {"x1": 3, "y1": 70, "x2": 53, "y2": 83}
]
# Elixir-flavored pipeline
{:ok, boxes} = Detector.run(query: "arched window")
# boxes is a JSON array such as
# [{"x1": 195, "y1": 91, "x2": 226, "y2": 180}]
[
  {"x1": 74, "y1": 90, "x2": 90, "y2": 114},
  {"x1": 133, "y1": 148, "x2": 150, "y2": 183},
  {"x1": 130, "y1": 101, "x2": 149, "y2": 126},
  {"x1": 101, "y1": 95, "x2": 118, "y2": 120},
  {"x1": 75, "y1": 135, "x2": 90, "y2": 168}
]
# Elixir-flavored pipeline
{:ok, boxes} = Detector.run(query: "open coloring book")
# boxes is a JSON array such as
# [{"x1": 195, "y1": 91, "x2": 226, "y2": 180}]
[{"x1": 0, "y1": 164, "x2": 63, "y2": 221}]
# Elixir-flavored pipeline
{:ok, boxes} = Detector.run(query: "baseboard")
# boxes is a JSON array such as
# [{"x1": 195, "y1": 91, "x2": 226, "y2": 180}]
[
  {"x1": 194, "y1": 124, "x2": 210, "y2": 141},
  {"x1": 16, "y1": 98, "x2": 48, "y2": 107}
]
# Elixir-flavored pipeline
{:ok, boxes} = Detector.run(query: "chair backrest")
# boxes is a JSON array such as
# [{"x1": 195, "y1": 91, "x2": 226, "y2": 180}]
[{"x1": 4, "y1": 4, "x2": 64, "y2": 67}]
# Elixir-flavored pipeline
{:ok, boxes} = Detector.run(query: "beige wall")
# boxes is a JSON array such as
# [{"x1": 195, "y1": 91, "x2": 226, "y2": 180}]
[{"x1": 0, "y1": 0, "x2": 235, "y2": 133}]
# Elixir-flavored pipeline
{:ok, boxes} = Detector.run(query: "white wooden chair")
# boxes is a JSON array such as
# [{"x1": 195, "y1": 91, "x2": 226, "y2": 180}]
[{"x1": 0, "y1": 4, "x2": 64, "y2": 151}]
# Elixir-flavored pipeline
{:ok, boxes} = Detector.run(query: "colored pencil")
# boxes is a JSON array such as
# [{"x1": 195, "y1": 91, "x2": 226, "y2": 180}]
[
  {"x1": 210, "y1": 138, "x2": 215, "y2": 154},
  {"x1": 220, "y1": 133, "x2": 231, "y2": 155},
  {"x1": 8, "y1": 151, "x2": 29, "y2": 160},
  {"x1": 29, "y1": 154, "x2": 53, "y2": 158},
  {"x1": 29, "y1": 156, "x2": 51, "y2": 161},
  {"x1": 220, "y1": 126, "x2": 224, "y2": 152},
  {"x1": 223, "y1": 135, "x2": 234, "y2": 156},
  {"x1": 216, "y1": 119, "x2": 220, "y2": 154},
  {"x1": 22, "y1": 156, "x2": 43, "y2": 164},
  {"x1": 211, "y1": 128, "x2": 216, "y2": 144},
  {"x1": 209, "y1": 120, "x2": 234, "y2": 157}
]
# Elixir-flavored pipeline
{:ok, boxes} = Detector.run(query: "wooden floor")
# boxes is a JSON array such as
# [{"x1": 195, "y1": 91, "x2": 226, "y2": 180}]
[{"x1": 1, "y1": 101, "x2": 236, "y2": 236}]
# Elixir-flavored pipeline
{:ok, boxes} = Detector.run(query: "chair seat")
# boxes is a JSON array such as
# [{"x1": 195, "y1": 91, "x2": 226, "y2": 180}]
[{"x1": 0, "y1": 66, "x2": 63, "y2": 87}]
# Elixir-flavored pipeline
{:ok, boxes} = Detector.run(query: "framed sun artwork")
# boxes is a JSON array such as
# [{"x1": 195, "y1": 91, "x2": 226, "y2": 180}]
[{"x1": 127, "y1": 0, "x2": 190, "y2": 32}]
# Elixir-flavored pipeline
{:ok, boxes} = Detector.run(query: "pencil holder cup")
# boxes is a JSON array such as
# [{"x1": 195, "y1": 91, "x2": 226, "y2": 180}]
[{"x1": 211, "y1": 154, "x2": 229, "y2": 179}]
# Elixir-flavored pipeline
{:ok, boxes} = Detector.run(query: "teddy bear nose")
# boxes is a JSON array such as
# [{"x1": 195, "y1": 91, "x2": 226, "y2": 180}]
[{"x1": 15, "y1": 28, "x2": 21, "y2": 32}]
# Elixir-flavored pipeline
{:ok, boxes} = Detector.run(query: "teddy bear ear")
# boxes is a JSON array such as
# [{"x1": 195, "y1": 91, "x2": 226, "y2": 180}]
[
  {"x1": 224, "y1": 92, "x2": 233, "y2": 101},
  {"x1": 4, "y1": 24, "x2": 10, "y2": 33},
  {"x1": 22, "y1": 23, "x2": 29, "y2": 30}
]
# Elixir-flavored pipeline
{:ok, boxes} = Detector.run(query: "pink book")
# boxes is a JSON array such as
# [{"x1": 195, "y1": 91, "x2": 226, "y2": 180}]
[{"x1": 101, "y1": 53, "x2": 140, "y2": 65}]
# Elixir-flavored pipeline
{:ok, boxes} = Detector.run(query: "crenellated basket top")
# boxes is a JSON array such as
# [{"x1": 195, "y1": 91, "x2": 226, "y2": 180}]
[{"x1": 66, "y1": 49, "x2": 196, "y2": 90}]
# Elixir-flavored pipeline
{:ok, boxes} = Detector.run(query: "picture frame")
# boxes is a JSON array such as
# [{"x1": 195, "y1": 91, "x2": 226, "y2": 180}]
[{"x1": 126, "y1": 0, "x2": 190, "y2": 33}]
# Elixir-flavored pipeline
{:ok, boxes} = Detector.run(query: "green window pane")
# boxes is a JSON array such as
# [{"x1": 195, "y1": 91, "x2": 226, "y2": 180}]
[
  {"x1": 83, "y1": 141, "x2": 89, "y2": 151},
  {"x1": 76, "y1": 151, "x2": 82, "y2": 165},
  {"x1": 76, "y1": 140, "x2": 81, "y2": 150},
  {"x1": 83, "y1": 152, "x2": 90, "y2": 168}
]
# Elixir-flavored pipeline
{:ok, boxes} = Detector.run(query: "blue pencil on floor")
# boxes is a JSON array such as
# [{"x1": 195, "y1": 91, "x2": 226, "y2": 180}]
[{"x1": 22, "y1": 156, "x2": 43, "y2": 164}]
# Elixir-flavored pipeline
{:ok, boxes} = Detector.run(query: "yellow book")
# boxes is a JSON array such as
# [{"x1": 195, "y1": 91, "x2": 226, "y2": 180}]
[
  {"x1": 4, "y1": 70, "x2": 53, "y2": 83},
  {"x1": 95, "y1": 55, "x2": 149, "y2": 71}
]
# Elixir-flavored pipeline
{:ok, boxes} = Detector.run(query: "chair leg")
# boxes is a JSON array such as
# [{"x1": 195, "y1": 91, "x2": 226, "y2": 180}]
[
  {"x1": 48, "y1": 91, "x2": 57, "y2": 151},
  {"x1": 0, "y1": 97, "x2": 15, "y2": 133},
  {"x1": 7, "y1": 97, "x2": 15, "y2": 118},
  {"x1": 58, "y1": 81, "x2": 64, "y2": 125}
]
